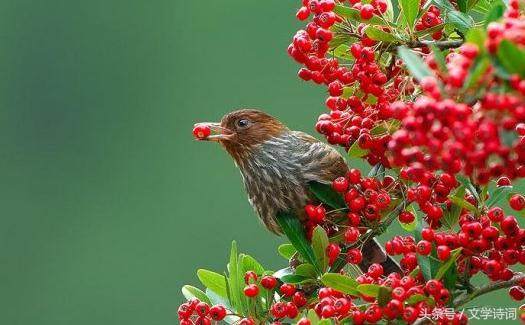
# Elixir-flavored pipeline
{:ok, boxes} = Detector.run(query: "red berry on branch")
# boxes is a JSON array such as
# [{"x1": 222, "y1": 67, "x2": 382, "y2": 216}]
[
  {"x1": 280, "y1": 283, "x2": 296, "y2": 297},
  {"x1": 346, "y1": 248, "x2": 363, "y2": 264},
  {"x1": 332, "y1": 176, "x2": 349, "y2": 192},
  {"x1": 437, "y1": 245, "x2": 451, "y2": 260},
  {"x1": 261, "y1": 275, "x2": 277, "y2": 289},
  {"x1": 360, "y1": 4, "x2": 375, "y2": 20},
  {"x1": 243, "y1": 284, "x2": 259, "y2": 298},
  {"x1": 209, "y1": 305, "x2": 226, "y2": 321}
]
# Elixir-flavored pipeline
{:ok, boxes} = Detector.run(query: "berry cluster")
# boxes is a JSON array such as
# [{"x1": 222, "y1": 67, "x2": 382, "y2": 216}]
[
  {"x1": 415, "y1": 5, "x2": 444, "y2": 40},
  {"x1": 177, "y1": 299, "x2": 227, "y2": 325}
]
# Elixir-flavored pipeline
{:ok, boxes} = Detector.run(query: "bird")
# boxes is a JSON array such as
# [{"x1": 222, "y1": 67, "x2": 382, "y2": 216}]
[{"x1": 197, "y1": 108, "x2": 400, "y2": 274}]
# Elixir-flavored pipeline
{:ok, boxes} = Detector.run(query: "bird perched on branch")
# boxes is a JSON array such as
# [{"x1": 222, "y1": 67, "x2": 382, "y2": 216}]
[{"x1": 197, "y1": 109, "x2": 400, "y2": 274}]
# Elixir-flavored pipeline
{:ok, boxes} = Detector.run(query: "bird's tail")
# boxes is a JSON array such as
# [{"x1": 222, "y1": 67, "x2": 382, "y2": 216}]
[{"x1": 359, "y1": 238, "x2": 401, "y2": 275}]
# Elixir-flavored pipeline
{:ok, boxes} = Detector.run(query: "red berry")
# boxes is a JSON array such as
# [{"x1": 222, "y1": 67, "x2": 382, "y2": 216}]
[
  {"x1": 243, "y1": 284, "x2": 259, "y2": 298},
  {"x1": 326, "y1": 243, "x2": 341, "y2": 265},
  {"x1": 399, "y1": 210, "x2": 415, "y2": 224},
  {"x1": 417, "y1": 240, "x2": 432, "y2": 256},
  {"x1": 346, "y1": 248, "x2": 363, "y2": 264},
  {"x1": 209, "y1": 305, "x2": 227, "y2": 321},
  {"x1": 193, "y1": 124, "x2": 211, "y2": 139},
  {"x1": 332, "y1": 176, "x2": 349, "y2": 192},
  {"x1": 436, "y1": 245, "x2": 451, "y2": 260},
  {"x1": 244, "y1": 271, "x2": 257, "y2": 284},
  {"x1": 509, "y1": 286, "x2": 525, "y2": 301},
  {"x1": 360, "y1": 4, "x2": 375, "y2": 20},
  {"x1": 239, "y1": 318, "x2": 255, "y2": 325},
  {"x1": 296, "y1": 6, "x2": 310, "y2": 21},
  {"x1": 270, "y1": 302, "x2": 288, "y2": 319},
  {"x1": 509, "y1": 194, "x2": 525, "y2": 211},
  {"x1": 344, "y1": 227, "x2": 360, "y2": 243},
  {"x1": 297, "y1": 318, "x2": 311, "y2": 325},
  {"x1": 516, "y1": 123, "x2": 525, "y2": 136},
  {"x1": 280, "y1": 283, "x2": 296, "y2": 297},
  {"x1": 292, "y1": 292, "x2": 307, "y2": 307},
  {"x1": 261, "y1": 276, "x2": 277, "y2": 289}
]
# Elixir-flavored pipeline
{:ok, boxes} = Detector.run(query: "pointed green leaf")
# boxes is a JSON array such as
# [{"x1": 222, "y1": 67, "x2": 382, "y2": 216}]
[
  {"x1": 296, "y1": 263, "x2": 318, "y2": 278},
  {"x1": 308, "y1": 181, "x2": 346, "y2": 209},
  {"x1": 197, "y1": 269, "x2": 228, "y2": 298},
  {"x1": 182, "y1": 285, "x2": 212, "y2": 305},
  {"x1": 278, "y1": 244, "x2": 297, "y2": 260},
  {"x1": 457, "y1": 0, "x2": 468, "y2": 12},
  {"x1": 447, "y1": 10, "x2": 474, "y2": 34},
  {"x1": 332, "y1": 44, "x2": 354, "y2": 61},
  {"x1": 321, "y1": 273, "x2": 360, "y2": 295},
  {"x1": 443, "y1": 186, "x2": 465, "y2": 228},
  {"x1": 486, "y1": 185, "x2": 513, "y2": 208},
  {"x1": 365, "y1": 26, "x2": 399, "y2": 42},
  {"x1": 497, "y1": 40, "x2": 525, "y2": 77},
  {"x1": 435, "y1": 248, "x2": 462, "y2": 280},
  {"x1": 312, "y1": 226, "x2": 330, "y2": 271},
  {"x1": 227, "y1": 242, "x2": 245, "y2": 314},
  {"x1": 449, "y1": 196, "x2": 478, "y2": 213},
  {"x1": 348, "y1": 140, "x2": 369, "y2": 158},
  {"x1": 276, "y1": 212, "x2": 320, "y2": 273},
  {"x1": 456, "y1": 174, "x2": 481, "y2": 203},
  {"x1": 398, "y1": 46, "x2": 434, "y2": 82},
  {"x1": 377, "y1": 286, "x2": 393, "y2": 307},
  {"x1": 484, "y1": 2, "x2": 505, "y2": 26},
  {"x1": 242, "y1": 255, "x2": 265, "y2": 275},
  {"x1": 430, "y1": 45, "x2": 448, "y2": 73},
  {"x1": 357, "y1": 284, "x2": 381, "y2": 297},
  {"x1": 400, "y1": 0, "x2": 420, "y2": 29}
]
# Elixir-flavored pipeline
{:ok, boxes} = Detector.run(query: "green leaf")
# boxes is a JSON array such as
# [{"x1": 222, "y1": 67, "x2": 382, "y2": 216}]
[
  {"x1": 278, "y1": 244, "x2": 297, "y2": 260},
  {"x1": 308, "y1": 181, "x2": 346, "y2": 209},
  {"x1": 484, "y1": 2, "x2": 505, "y2": 26},
  {"x1": 432, "y1": 0, "x2": 455, "y2": 11},
  {"x1": 457, "y1": 0, "x2": 468, "y2": 12},
  {"x1": 227, "y1": 241, "x2": 245, "y2": 314},
  {"x1": 280, "y1": 274, "x2": 308, "y2": 284},
  {"x1": 321, "y1": 273, "x2": 360, "y2": 295},
  {"x1": 406, "y1": 293, "x2": 431, "y2": 305},
  {"x1": 449, "y1": 195, "x2": 478, "y2": 213},
  {"x1": 182, "y1": 285, "x2": 212, "y2": 305},
  {"x1": 333, "y1": 5, "x2": 391, "y2": 26},
  {"x1": 357, "y1": 284, "x2": 380, "y2": 297},
  {"x1": 443, "y1": 186, "x2": 465, "y2": 228},
  {"x1": 430, "y1": 45, "x2": 448, "y2": 74},
  {"x1": 463, "y1": 56, "x2": 490, "y2": 91},
  {"x1": 318, "y1": 319, "x2": 334, "y2": 325},
  {"x1": 241, "y1": 255, "x2": 265, "y2": 275},
  {"x1": 377, "y1": 286, "x2": 392, "y2": 307},
  {"x1": 466, "y1": 28, "x2": 486, "y2": 51},
  {"x1": 399, "y1": 0, "x2": 420, "y2": 29},
  {"x1": 415, "y1": 23, "x2": 445, "y2": 38},
  {"x1": 497, "y1": 40, "x2": 525, "y2": 77},
  {"x1": 347, "y1": 140, "x2": 369, "y2": 158},
  {"x1": 332, "y1": 44, "x2": 354, "y2": 61},
  {"x1": 398, "y1": 46, "x2": 434, "y2": 82},
  {"x1": 365, "y1": 26, "x2": 399, "y2": 42},
  {"x1": 197, "y1": 269, "x2": 228, "y2": 298},
  {"x1": 435, "y1": 248, "x2": 462, "y2": 280},
  {"x1": 486, "y1": 185, "x2": 513, "y2": 208},
  {"x1": 273, "y1": 267, "x2": 294, "y2": 279},
  {"x1": 456, "y1": 174, "x2": 480, "y2": 204},
  {"x1": 296, "y1": 263, "x2": 318, "y2": 278},
  {"x1": 414, "y1": 223, "x2": 433, "y2": 281},
  {"x1": 312, "y1": 226, "x2": 330, "y2": 271},
  {"x1": 446, "y1": 10, "x2": 474, "y2": 34},
  {"x1": 399, "y1": 204, "x2": 418, "y2": 232},
  {"x1": 276, "y1": 212, "x2": 320, "y2": 273},
  {"x1": 466, "y1": 0, "x2": 481, "y2": 10},
  {"x1": 308, "y1": 309, "x2": 321, "y2": 324}
]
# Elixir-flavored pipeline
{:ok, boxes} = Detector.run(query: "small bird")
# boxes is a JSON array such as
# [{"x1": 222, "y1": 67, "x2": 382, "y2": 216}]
[{"x1": 198, "y1": 109, "x2": 399, "y2": 274}]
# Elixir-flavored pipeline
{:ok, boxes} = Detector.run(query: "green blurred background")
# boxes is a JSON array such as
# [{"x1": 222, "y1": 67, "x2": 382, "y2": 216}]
[{"x1": 0, "y1": 0, "x2": 520, "y2": 324}]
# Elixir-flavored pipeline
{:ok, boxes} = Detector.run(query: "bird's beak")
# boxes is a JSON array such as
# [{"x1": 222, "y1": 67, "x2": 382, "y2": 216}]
[{"x1": 196, "y1": 122, "x2": 234, "y2": 142}]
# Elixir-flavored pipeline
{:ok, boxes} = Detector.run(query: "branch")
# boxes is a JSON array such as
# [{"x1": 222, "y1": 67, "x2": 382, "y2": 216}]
[
  {"x1": 405, "y1": 39, "x2": 464, "y2": 50},
  {"x1": 453, "y1": 273, "x2": 525, "y2": 308}
]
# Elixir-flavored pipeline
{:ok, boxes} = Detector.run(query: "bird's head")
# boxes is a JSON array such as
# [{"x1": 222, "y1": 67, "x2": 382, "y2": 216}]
[{"x1": 195, "y1": 109, "x2": 287, "y2": 162}]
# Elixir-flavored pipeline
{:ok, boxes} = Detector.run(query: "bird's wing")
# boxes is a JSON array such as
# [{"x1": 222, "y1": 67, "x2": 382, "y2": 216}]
[{"x1": 291, "y1": 131, "x2": 349, "y2": 184}]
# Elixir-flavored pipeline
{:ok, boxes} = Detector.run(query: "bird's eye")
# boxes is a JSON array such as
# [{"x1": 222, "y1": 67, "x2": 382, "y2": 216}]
[{"x1": 236, "y1": 119, "x2": 251, "y2": 129}]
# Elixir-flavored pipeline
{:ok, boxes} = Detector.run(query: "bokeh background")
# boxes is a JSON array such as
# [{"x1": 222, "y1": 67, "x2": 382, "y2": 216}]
[{"x1": 0, "y1": 0, "x2": 521, "y2": 324}]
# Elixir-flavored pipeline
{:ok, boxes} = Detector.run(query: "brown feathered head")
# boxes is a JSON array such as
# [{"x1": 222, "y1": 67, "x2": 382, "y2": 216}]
[{"x1": 197, "y1": 109, "x2": 287, "y2": 162}]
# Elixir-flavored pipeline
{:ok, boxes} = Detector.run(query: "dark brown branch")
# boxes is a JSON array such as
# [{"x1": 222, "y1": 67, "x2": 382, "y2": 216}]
[{"x1": 453, "y1": 273, "x2": 525, "y2": 308}]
